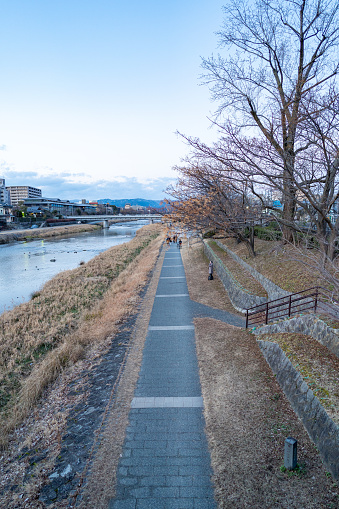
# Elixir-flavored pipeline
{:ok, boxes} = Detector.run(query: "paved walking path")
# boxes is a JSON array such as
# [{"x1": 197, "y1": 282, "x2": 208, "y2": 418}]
[{"x1": 109, "y1": 243, "x2": 244, "y2": 508}]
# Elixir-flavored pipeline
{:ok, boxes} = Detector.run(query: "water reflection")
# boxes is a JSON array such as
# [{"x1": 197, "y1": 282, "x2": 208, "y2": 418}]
[{"x1": 0, "y1": 220, "x2": 148, "y2": 314}]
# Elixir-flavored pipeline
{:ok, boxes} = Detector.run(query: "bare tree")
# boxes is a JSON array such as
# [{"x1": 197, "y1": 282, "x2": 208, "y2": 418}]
[
  {"x1": 201, "y1": 0, "x2": 339, "y2": 241},
  {"x1": 293, "y1": 96, "x2": 339, "y2": 260},
  {"x1": 166, "y1": 161, "x2": 262, "y2": 256},
  {"x1": 177, "y1": 104, "x2": 339, "y2": 260}
]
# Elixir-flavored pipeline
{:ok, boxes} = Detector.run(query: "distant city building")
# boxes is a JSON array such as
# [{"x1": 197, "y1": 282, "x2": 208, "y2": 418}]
[
  {"x1": 0, "y1": 203, "x2": 14, "y2": 223},
  {"x1": 0, "y1": 178, "x2": 10, "y2": 205},
  {"x1": 6, "y1": 185, "x2": 42, "y2": 206},
  {"x1": 272, "y1": 200, "x2": 283, "y2": 209},
  {"x1": 24, "y1": 197, "x2": 96, "y2": 215},
  {"x1": 0, "y1": 179, "x2": 14, "y2": 224}
]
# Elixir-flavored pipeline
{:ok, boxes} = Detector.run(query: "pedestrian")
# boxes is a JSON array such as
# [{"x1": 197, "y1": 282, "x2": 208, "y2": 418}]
[
  {"x1": 208, "y1": 261, "x2": 213, "y2": 280},
  {"x1": 178, "y1": 239, "x2": 182, "y2": 248}
]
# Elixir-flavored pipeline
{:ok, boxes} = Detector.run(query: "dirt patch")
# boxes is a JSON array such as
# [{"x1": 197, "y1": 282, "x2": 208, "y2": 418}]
[
  {"x1": 195, "y1": 319, "x2": 339, "y2": 508},
  {"x1": 181, "y1": 238, "x2": 243, "y2": 316}
]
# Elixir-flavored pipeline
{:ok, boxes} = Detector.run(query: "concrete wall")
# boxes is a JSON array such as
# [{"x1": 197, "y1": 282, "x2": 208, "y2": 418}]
[
  {"x1": 214, "y1": 240, "x2": 289, "y2": 301},
  {"x1": 254, "y1": 314, "x2": 339, "y2": 359},
  {"x1": 258, "y1": 340, "x2": 339, "y2": 481},
  {"x1": 203, "y1": 241, "x2": 267, "y2": 313}
]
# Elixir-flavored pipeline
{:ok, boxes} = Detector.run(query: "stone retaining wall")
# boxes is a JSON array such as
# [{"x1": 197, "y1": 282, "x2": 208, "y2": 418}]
[
  {"x1": 203, "y1": 241, "x2": 266, "y2": 313},
  {"x1": 214, "y1": 240, "x2": 289, "y2": 301},
  {"x1": 258, "y1": 340, "x2": 339, "y2": 481},
  {"x1": 254, "y1": 314, "x2": 339, "y2": 359}
]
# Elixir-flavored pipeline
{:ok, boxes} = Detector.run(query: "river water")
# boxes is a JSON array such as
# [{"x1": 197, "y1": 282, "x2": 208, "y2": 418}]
[{"x1": 0, "y1": 220, "x2": 149, "y2": 314}]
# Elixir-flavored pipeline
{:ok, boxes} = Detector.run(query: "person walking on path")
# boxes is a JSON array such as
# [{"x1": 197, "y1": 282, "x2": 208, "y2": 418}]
[{"x1": 208, "y1": 261, "x2": 214, "y2": 280}]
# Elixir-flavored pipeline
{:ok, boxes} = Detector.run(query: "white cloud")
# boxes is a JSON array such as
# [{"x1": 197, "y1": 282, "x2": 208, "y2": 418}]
[{"x1": 3, "y1": 170, "x2": 175, "y2": 201}]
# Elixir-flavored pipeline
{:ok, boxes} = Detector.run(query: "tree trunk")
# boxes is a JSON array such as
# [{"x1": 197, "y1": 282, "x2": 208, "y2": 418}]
[{"x1": 282, "y1": 192, "x2": 296, "y2": 243}]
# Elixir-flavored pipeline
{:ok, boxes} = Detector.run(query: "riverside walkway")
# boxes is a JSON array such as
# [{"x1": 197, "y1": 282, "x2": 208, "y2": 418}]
[{"x1": 109, "y1": 243, "x2": 244, "y2": 508}]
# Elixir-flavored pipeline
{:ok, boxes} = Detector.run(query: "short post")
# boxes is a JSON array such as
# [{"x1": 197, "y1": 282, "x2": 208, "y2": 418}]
[
  {"x1": 246, "y1": 310, "x2": 249, "y2": 329},
  {"x1": 288, "y1": 294, "x2": 292, "y2": 317},
  {"x1": 284, "y1": 437, "x2": 297, "y2": 470},
  {"x1": 314, "y1": 287, "x2": 318, "y2": 313},
  {"x1": 265, "y1": 302, "x2": 269, "y2": 324}
]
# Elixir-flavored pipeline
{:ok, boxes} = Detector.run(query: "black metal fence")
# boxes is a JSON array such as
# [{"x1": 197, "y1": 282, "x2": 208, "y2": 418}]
[{"x1": 245, "y1": 286, "x2": 330, "y2": 328}]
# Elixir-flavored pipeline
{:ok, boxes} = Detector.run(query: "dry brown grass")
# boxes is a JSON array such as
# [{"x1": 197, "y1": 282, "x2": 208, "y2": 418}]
[
  {"x1": 181, "y1": 238, "x2": 243, "y2": 315},
  {"x1": 75, "y1": 242, "x2": 167, "y2": 509},
  {"x1": 208, "y1": 240, "x2": 267, "y2": 297},
  {"x1": 0, "y1": 224, "x2": 101, "y2": 244},
  {"x1": 0, "y1": 223, "x2": 164, "y2": 445},
  {"x1": 260, "y1": 332, "x2": 339, "y2": 426},
  {"x1": 219, "y1": 237, "x2": 323, "y2": 293},
  {"x1": 195, "y1": 318, "x2": 339, "y2": 508}
]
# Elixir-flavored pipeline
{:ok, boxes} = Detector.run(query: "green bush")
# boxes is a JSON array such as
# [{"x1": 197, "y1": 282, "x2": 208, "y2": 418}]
[
  {"x1": 254, "y1": 226, "x2": 282, "y2": 240},
  {"x1": 203, "y1": 230, "x2": 216, "y2": 238},
  {"x1": 267, "y1": 220, "x2": 280, "y2": 230}
]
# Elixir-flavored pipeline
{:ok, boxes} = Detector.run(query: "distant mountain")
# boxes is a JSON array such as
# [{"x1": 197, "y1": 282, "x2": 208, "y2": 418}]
[{"x1": 97, "y1": 198, "x2": 165, "y2": 208}]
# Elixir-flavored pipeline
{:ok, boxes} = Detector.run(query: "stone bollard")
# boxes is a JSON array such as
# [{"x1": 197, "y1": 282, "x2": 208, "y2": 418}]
[{"x1": 284, "y1": 437, "x2": 297, "y2": 470}]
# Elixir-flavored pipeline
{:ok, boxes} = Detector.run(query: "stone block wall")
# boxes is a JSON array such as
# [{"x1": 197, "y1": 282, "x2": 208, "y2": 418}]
[
  {"x1": 214, "y1": 240, "x2": 289, "y2": 301},
  {"x1": 204, "y1": 241, "x2": 267, "y2": 313},
  {"x1": 254, "y1": 314, "x2": 339, "y2": 359},
  {"x1": 258, "y1": 340, "x2": 339, "y2": 481}
]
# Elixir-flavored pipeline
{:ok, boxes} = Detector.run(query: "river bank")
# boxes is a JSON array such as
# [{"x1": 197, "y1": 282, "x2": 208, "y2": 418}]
[
  {"x1": 0, "y1": 220, "x2": 148, "y2": 314},
  {"x1": 0, "y1": 224, "x2": 102, "y2": 244},
  {"x1": 0, "y1": 223, "x2": 164, "y2": 451}
]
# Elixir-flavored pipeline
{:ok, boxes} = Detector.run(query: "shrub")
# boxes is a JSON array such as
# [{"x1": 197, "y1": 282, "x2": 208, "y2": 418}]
[
  {"x1": 254, "y1": 226, "x2": 282, "y2": 240},
  {"x1": 203, "y1": 230, "x2": 216, "y2": 238}
]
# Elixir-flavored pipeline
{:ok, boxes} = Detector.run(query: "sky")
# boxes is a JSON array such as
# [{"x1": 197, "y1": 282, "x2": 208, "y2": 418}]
[{"x1": 0, "y1": 0, "x2": 225, "y2": 201}]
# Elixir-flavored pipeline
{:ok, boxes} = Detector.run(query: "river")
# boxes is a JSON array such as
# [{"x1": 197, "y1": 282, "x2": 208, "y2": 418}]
[{"x1": 0, "y1": 220, "x2": 149, "y2": 314}]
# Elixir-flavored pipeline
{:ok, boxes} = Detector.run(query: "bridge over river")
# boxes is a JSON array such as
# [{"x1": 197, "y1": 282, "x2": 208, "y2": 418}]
[{"x1": 63, "y1": 214, "x2": 163, "y2": 227}]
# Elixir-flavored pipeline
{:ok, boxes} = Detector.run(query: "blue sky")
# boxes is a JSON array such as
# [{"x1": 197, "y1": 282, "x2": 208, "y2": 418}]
[{"x1": 0, "y1": 0, "x2": 224, "y2": 200}]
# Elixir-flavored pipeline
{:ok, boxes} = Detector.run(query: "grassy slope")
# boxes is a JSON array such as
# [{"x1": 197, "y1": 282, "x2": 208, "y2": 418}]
[
  {"x1": 218, "y1": 237, "x2": 323, "y2": 293},
  {"x1": 0, "y1": 223, "x2": 163, "y2": 444},
  {"x1": 208, "y1": 240, "x2": 267, "y2": 297}
]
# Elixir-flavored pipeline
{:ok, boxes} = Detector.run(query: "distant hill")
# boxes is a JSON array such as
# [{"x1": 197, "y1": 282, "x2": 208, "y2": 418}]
[{"x1": 97, "y1": 198, "x2": 165, "y2": 208}]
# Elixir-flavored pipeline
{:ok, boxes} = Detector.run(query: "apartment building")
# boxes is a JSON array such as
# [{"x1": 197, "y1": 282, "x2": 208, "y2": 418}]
[
  {"x1": 6, "y1": 185, "x2": 42, "y2": 206},
  {"x1": 0, "y1": 178, "x2": 10, "y2": 205}
]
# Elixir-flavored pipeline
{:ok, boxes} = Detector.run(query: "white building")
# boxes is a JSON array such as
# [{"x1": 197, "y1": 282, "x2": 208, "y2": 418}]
[
  {"x1": 0, "y1": 178, "x2": 10, "y2": 205},
  {"x1": 6, "y1": 185, "x2": 42, "y2": 206}
]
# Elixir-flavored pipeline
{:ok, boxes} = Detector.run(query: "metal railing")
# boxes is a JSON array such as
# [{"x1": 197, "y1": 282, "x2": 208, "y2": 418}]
[{"x1": 245, "y1": 286, "x2": 333, "y2": 328}]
